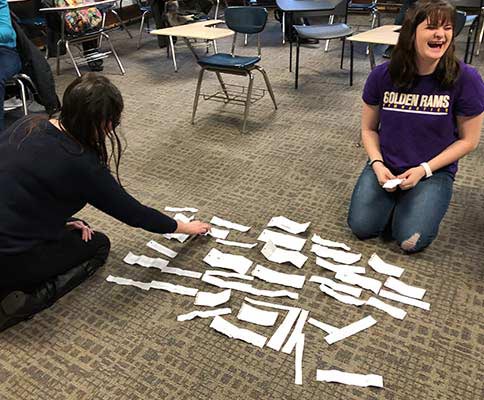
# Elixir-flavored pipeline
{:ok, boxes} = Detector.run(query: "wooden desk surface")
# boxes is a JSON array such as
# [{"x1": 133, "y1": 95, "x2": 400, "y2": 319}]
[
  {"x1": 348, "y1": 25, "x2": 401, "y2": 46},
  {"x1": 40, "y1": 0, "x2": 116, "y2": 12},
  {"x1": 150, "y1": 19, "x2": 234, "y2": 40}
]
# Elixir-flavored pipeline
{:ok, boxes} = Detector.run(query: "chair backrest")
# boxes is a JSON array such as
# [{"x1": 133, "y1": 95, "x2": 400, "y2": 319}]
[
  {"x1": 224, "y1": 6, "x2": 268, "y2": 34},
  {"x1": 454, "y1": 9, "x2": 467, "y2": 36}
]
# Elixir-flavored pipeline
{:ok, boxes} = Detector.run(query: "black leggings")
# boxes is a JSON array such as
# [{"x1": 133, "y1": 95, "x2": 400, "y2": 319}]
[{"x1": 0, "y1": 227, "x2": 110, "y2": 292}]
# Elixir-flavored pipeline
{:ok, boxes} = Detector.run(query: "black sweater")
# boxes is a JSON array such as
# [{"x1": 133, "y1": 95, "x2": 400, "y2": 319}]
[{"x1": 0, "y1": 119, "x2": 177, "y2": 254}]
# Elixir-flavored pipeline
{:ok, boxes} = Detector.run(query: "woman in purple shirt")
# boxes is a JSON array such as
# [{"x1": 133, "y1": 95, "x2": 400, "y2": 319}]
[{"x1": 348, "y1": 0, "x2": 484, "y2": 253}]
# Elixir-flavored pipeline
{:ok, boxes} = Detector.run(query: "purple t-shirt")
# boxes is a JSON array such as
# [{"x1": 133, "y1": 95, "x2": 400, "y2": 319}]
[{"x1": 362, "y1": 61, "x2": 484, "y2": 176}]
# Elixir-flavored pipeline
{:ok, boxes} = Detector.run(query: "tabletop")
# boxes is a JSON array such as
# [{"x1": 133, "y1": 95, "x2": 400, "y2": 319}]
[
  {"x1": 276, "y1": 0, "x2": 337, "y2": 12},
  {"x1": 150, "y1": 19, "x2": 234, "y2": 40},
  {"x1": 348, "y1": 25, "x2": 401, "y2": 46},
  {"x1": 40, "y1": 0, "x2": 117, "y2": 12}
]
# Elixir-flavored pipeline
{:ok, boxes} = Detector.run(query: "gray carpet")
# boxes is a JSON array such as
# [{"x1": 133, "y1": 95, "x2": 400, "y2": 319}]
[{"x1": 1, "y1": 14, "x2": 484, "y2": 400}]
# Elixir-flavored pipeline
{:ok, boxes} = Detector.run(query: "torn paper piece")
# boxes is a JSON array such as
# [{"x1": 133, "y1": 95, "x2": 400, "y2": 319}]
[
  {"x1": 195, "y1": 289, "x2": 232, "y2": 307},
  {"x1": 309, "y1": 276, "x2": 362, "y2": 297},
  {"x1": 251, "y1": 264, "x2": 305, "y2": 289},
  {"x1": 261, "y1": 241, "x2": 307, "y2": 269},
  {"x1": 210, "y1": 316, "x2": 267, "y2": 348},
  {"x1": 324, "y1": 315, "x2": 377, "y2": 344},
  {"x1": 311, "y1": 234, "x2": 351, "y2": 251},
  {"x1": 316, "y1": 370, "x2": 384, "y2": 388},
  {"x1": 311, "y1": 244, "x2": 361, "y2": 265},
  {"x1": 216, "y1": 239, "x2": 257, "y2": 249},
  {"x1": 163, "y1": 213, "x2": 193, "y2": 242},
  {"x1": 379, "y1": 289, "x2": 430, "y2": 311},
  {"x1": 204, "y1": 270, "x2": 254, "y2": 281},
  {"x1": 366, "y1": 296, "x2": 407, "y2": 320},
  {"x1": 319, "y1": 284, "x2": 366, "y2": 306},
  {"x1": 147, "y1": 240, "x2": 178, "y2": 259},
  {"x1": 316, "y1": 257, "x2": 365, "y2": 274},
  {"x1": 123, "y1": 252, "x2": 201, "y2": 279},
  {"x1": 335, "y1": 272, "x2": 382, "y2": 294},
  {"x1": 267, "y1": 308, "x2": 301, "y2": 351},
  {"x1": 244, "y1": 297, "x2": 297, "y2": 311},
  {"x1": 165, "y1": 206, "x2": 199, "y2": 213},
  {"x1": 210, "y1": 216, "x2": 251, "y2": 232},
  {"x1": 282, "y1": 310, "x2": 309, "y2": 354},
  {"x1": 307, "y1": 318, "x2": 339, "y2": 335},
  {"x1": 106, "y1": 275, "x2": 151, "y2": 291},
  {"x1": 237, "y1": 303, "x2": 279, "y2": 326},
  {"x1": 150, "y1": 280, "x2": 198, "y2": 296},
  {"x1": 382, "y1": 178, "x2": 403, "y2": 189},
  {"x1": 368, "y1": 253, "x2": 404, "y2": 278},
  {"x1": 202, "y1": 274, "x2": 299, "y2": 300},
  {"x1": 206, "y1": 227, "x2": 230, "y2": 240},
  {"x1": 384, "y1": 277, "x2": 426, "y2": 300},
  {"x1": 203, "y1": 248, "x2": 253, "y2": 275},
  {"x1": 295, "y1": 334, "x2": 304, "y2": 385},
  {"x1": 177, "y1": 308, "x2": 231, "y2": 321},
  {"x1": 267, "y1": 216, "x2": 311, "y2": 235},
  {"x1": 258, "y1": 229, "x2": 306, "y2": 251}
]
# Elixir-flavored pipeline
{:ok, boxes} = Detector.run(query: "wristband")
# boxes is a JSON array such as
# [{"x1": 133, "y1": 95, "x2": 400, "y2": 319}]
[
  {"x1": 420, "y1": 162, "x2": 433, "y2": 178},
  {"x1": 369, "y1": 159, "x2": 384, "y2": 167}
]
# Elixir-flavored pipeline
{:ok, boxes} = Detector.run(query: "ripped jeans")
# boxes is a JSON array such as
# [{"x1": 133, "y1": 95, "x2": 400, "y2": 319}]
[{"x1": 347, "y1": 164, "x2": 454, "y2": 253}]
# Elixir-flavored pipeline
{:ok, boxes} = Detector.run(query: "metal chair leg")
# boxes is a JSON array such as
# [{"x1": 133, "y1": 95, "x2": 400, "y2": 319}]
[
  {"x1": 99, "y1": 11, "x2": 107, "y2": 47},
  {"x1": 256, "y1": 66, "x2": 277, "y2": 110},
  {"x1": 242, "y1": 72, "x2": 254, "y2": 133},
  {"x1": 13, "y1": 78, "x2": 29, "y2": 115},
  {"x1": 112, "y1": 9, "x2": 132, "y2": 38},
  {"x1": 65, "y1": 40, "x2": 81, "y2": 77},
  {"x1": 103, "y1": 32, "x2": 126, "y2": 75},
  {"x1": 213, "y1": 40, "x2": 218, "y2": 53},
  {"x1": 340, "y1": 37, "x2": 345, "y2": 69},
  {"x1": 169, "y1": 35, "x2": 178, "y2": 71},
  {"x1": 192, "y1": 68, "x2": 205, "y2": 124},
  {"x1": 282, "y1": 11, "x2": 286, "y2": 45},
  {"x1": 289, "y1": 33, "x2": 292, "y2": 72},
  {"x1": 325, "y1": 15, "x2": 334, "y2": 52},
  {"x1": 56, "y1": 39, "x2": 62, "y2": 75},
  {"x1": 295, "y1": 37, "x2": 300, "y2": 89},
  {"x1": 477, "y1": 15, "x2": 484, "y2": 56},
  {"x1": 137, "y1": 11, "x2": 148, "y2": 49},
  {"x1": 215, "y1": 72, "x2": 230, "y2": 101}
]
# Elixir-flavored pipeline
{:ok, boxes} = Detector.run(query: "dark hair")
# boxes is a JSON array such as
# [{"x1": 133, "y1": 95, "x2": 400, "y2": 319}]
[
  {"x1": 59, "y1": 73, "x2": 125, "y2": 182},
  {"x1": 389, "y1": 0, "x2": 460, "y2": 89}
]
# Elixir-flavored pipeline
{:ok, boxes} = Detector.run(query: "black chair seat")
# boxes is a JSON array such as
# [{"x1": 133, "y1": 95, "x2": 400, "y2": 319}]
[
  {"x1": 293, "y1": 23, "x2": 353, "y2": 40},
  {"x1": 349, "y1": 3, "x2": 376, "y2": 10},
  {"x1": 198, "y1": 53, "x2": 261, "y2": 69}
]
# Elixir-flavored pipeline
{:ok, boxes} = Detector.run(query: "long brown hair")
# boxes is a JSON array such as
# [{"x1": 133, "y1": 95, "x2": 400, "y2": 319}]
[
  {"x1": 389, "y1": 0, "x2": 460, "y2": 89},
  {"x1": 59, "y1": 73, "x2": 125, "y2": 183}
]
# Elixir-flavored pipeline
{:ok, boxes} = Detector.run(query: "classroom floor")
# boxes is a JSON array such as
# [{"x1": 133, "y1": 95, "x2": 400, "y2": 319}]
[{"x1": 1, "y1": 13, "x2": 484, "y2": 400}]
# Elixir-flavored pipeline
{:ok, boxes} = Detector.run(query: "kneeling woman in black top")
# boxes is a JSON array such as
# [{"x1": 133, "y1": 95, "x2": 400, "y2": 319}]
[{"x1": 0, "y1": 73, "x2": 211, "y2": 332}]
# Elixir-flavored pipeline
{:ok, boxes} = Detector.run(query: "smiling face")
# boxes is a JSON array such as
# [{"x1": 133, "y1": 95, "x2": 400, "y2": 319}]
[{"x1": 414, "y1": 17, "x2": 453, "y2": 65}]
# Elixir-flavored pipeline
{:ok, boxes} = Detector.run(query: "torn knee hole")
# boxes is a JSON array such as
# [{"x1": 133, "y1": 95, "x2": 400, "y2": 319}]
[{"x1": 401, "y1": 233, "x2": 421, "y2": 251}]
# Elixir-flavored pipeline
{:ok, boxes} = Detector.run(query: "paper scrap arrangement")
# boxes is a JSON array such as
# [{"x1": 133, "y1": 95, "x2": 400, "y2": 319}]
[{"x1": 106, "y1": 210, "x2": 431, "y2": 389}]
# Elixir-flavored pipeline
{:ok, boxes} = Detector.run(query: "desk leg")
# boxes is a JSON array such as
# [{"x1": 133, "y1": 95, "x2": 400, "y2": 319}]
[
  {"x1": 350, "y1": 41, "x2": 353, "y2": 87},
  {"x1": 169, "y1": 36, "x2": 178, "y2": 72},
  {"x1": 282, "y1": 12, "x2": 286, "y2": 45},
  {"x1": 213, "y1": 40, "x2": 218, "y2": 54},
  {"x1": 369, "y1": 44, "x2": 376, "y2": 70}
]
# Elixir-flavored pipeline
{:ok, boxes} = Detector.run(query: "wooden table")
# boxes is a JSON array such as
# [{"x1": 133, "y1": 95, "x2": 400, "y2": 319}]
[
  {"x1": 151, "y1": 19, "x2": 234, "y2": 72},
  {"x1": 348, "y1": 25, "x2": 400, "y2": 85}
]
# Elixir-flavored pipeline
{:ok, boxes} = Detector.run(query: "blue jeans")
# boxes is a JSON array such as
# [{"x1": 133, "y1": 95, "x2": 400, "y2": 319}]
[
  {"x1": 0, "y1": 46, "x2": 22, "y2": 131},
  {"x1": 347, "y1": 164, "x2": 454, "y2": 253}
]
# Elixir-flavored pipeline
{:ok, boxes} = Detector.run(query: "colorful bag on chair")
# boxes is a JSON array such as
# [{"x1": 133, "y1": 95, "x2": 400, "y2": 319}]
[{"x1": 55, "y1": 0, "x2": 102, "y2": 34}]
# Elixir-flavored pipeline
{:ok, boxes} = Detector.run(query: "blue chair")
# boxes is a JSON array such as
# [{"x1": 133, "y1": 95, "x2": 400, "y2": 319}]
[
  {"x1": 191, "y1": 6, "x2": 277, "y2": 133},
  {"x1": 136, "y1": 0, "x2": 152, "y2": 49}
]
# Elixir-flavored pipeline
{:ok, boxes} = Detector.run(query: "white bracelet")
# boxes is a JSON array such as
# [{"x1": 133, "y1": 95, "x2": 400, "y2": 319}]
[{"x1": 420, "y1": 162, "x2": 433, "y2": 178}]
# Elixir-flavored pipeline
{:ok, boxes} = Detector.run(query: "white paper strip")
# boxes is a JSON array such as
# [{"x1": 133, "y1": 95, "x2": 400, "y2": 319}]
[
  {"x1": 267, "y1": 308, "x2": 301, "y2": 351},
  {"x1": 216, "y1": 239, "x2": 257, "y2": 249},
  {"x1": 267, "y1": 216, "x2": 311, "y2": 235},
  {"x1": 210, "y1": 316, "x2": 267, "y2": 348},
  {"x1": 206, "y1": 227, "x2": 230, "y2": 240},
  {"x1": 210, "y1": 216, "x2": 251, "y2": 232},
  {"x1": 384, "y1": 277, "x2": 426, "y2": 300},
  {"x1": 150, "y1": 280, "x2": 198, "y2": 296},
  {"x1": 316, "y1": 370, "x2": 384, "y2": 388},
  {"x1": 366, "y1": 296, "x2": 407, "y2": 320},
  {"x1": 177, "y1": 308, "x2": 231, "y2": 321},
  {"x1": 324, "y1": 315, "x2": 377, "y2": 344},
  {"x1": 319, "y1": 284, "x2": 366, "y2": 306},
  {"x1": 311, "y1": 244, "x2": 361, "y2": 265},
  {"x1": 316, "y1": 257, "x2": 366, "y2": 274},
  {"x1": 311, "y1": 234, "x2": 351, "y2": 251},
  {"x1": 307, "y1": 317, "x2": 339, "y2": 335},
  {"x1": 295, "y1": 334, "x2": 304, "y2": 385},
  {"x1": 251, "y1": 264, "x2": 305, "y2": 289},
  {"x1": 237, "y1": 303, "x2": 279, "y2": 326},
  {"x1": 379, "y1": 289, "x2": 430, "y2": 310},
  {"x1": 202, "y1": 274, "x2": 299, "y2": 300},
  {"x1": 244, "y1": 297, "x2": 297, "y2": 311},
  {"x1": 368, "y1": 253, "x2": 404, "y2": 277},
  {"x1": 261, "y1": 241, "x2": 307, "y2": 269},
  {"x1": 194, "y1": 289, "x2": 231, "y2": 307},
  {"x1": 163, "y1": 213, "x2": 192, "y2": 242},
  {"x1": 204, "y1": 270, "x2": 254, "y2": 281},
  {"x1": 382, "y1": 178, "x2": 403, "y2": 189},
  {"x1": 203, "y1": 248, "x2": 253, "y2": 275},
  {"x1": 309, "y1": 276, "x2": 362, "y2": 297},
  {"x1": 257, "y1": 229, "x2": 306, "y2": 251},
  {"x1": 335, "y1": 272, "x2": 382, "y2": 294},
  {"x1": 123, "y1": 252, "x2": 202, "y2": 279},
  {"x1": 147, "y1": 240, "x2": 178, "y2": 259},
  {"x1": 282, "y1": 310, "x2": 309, "y2": 354},
  {"x1": 106, "y1": 275, "x2": 151, "y2": 290},
  {"x1": 165, "y1": 206, "x2": 198, "y2": 213}
]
